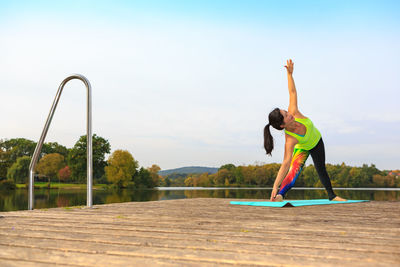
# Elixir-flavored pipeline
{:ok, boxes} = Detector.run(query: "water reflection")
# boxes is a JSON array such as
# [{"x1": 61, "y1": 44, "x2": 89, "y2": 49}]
[{"x1": 0, "y1": 187, "x2": 399, "y2": 212}]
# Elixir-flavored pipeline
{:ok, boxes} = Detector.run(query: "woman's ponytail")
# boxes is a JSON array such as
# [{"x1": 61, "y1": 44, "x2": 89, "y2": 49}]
[
  {"x1": 264, "y1": 123, "x2": 274, "y2": 156},
  {"x1": 264, "y1": 108, "x2": 285, "y2": 156}
]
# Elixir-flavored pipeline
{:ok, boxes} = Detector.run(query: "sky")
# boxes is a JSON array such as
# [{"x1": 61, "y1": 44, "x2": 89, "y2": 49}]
[{"x1": 0, "y1": 0, "x2": 399, "y2": 170}]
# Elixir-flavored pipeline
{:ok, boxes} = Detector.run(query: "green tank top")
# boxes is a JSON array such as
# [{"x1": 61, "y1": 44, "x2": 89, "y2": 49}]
[{"x1": 285, "y1": 117, "x2": 321, "y2": 150}]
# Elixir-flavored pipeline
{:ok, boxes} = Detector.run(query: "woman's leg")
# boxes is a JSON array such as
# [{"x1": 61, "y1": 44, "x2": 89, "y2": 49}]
[
  {"x1": 278, "y1": 148, "x2": 309, "y2": 198},
  {"x1": 309, "y1": 138, "x2": 337, "y2": 200}
]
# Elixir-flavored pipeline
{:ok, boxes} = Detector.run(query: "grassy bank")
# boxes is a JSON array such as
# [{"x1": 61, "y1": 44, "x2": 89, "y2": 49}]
[{"x1": 16, "y1": 182, "x2": 108, "y2": 189}]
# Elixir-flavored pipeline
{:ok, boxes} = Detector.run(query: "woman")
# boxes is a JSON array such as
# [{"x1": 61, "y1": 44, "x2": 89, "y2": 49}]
[{"x1": 264, "y1": 59, "x2": 345, "y2": 202}]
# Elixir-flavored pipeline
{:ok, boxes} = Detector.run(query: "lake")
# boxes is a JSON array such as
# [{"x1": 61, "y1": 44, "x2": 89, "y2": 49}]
[{"x1": 1, "y1": 187, "x2": 399, "y2": 212}]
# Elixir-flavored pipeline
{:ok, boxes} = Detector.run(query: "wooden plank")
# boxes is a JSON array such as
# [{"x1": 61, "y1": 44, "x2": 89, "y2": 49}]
[
  {"x1": 0, "y1": 230, "x2": 399, "y2": 264},
  {"x1": 0, "y1": 198, "x2": 399, "y2": 266},
  {"x1": 0, "y1": 259, "x2": 61, "y2": 267},
  {"x1": 0, "y1": 223, "x2": 399, "y2": 254}
]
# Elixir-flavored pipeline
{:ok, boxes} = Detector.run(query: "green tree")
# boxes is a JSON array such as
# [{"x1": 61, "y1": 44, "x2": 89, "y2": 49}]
[
  {"x1": 147, "y1": 164, "x2": 161, "y2": 187},
  {"x1": 159, "y1": 176, "x2": 172, "y2": 187},
  {"x1": 254, "y1": 166, "x2": 270, "y2": 186},
  {"x1": 265, "y1": 163, "x2": 280, "y2": 186},
  {"x1": 184, "y1": 176, "x2": 194, "y2": 187},
  {"x1": 0, "y1": 138, "x2": 36, "y2": 161},
  {"x1": 219, "y1": 164, "x2": 236, "y2": 171},
  {"x1": 0, "y1": 138, "x2": 36, "y2": 178},
  {"x1": 300, "y1": 165, "x2": 318, "y2": 187},
  {"x1": 198, "y1": 173, "x2": 212, "y2": 187},
  {"x1": 68, "y1": 134, "x2": 111, "y2": 183},
  {"x1": 42, "y1": 142, "x2": 69, "y2": 159},
  {"x1": 241, "y1": 165, "x2": 257, "y2": 185},
  {"x1": 348, "y1": 167, "x2": 361, "y2": 187},
  {"x1": 133, "y1": 167, "x2": 155, "y2": 188},
  {"x1": 373, "y1": 174, "x2": 387, "y2": 187},
  {"x1": 0, "y1": 138, "x2": 69, "y2": 179},
  {"x1": 36, "y1": 153, "x2": 66, "y2": 184},
  {"x1": 359, "y1": 164, "x2": 380, "y2": 187},
  {"x1": 7, "y1": 156, "x2": 31, "y2": 184},
  {"x1": 336, "y1": 163, "x2": 350, "y2": 187},
  {"x1": 0, "y1": 146, "x2": 5, "y2": 180},
  {"x1": 214, "y1": 169, "x2": 230, "y2": 185},
  {"x1": 105, "y1": 150, "x2": 138, "y2": 188},
  {"x1": 234, "y1": 167, "x2": 244, "y2": 185}
]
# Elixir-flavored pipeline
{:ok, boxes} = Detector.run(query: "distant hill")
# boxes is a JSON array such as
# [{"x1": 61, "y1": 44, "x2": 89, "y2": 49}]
[{"x1": 159, "y1": 166, "x2": 219, "y2": 176}]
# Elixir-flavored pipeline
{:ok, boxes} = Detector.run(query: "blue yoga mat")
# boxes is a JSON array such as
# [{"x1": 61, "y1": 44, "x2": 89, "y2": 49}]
[{"x1": 230, "y1": 199, "x2": 369, "y2": 207}]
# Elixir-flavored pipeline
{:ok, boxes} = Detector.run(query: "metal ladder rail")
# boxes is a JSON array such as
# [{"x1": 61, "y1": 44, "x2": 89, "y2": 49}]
[{"x1": 28, "y1": 74, "x2": 92, "y2": 210}]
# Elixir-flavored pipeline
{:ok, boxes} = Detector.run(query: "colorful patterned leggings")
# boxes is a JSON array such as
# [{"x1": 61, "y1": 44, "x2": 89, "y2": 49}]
[{"x1": 278, "y1": 138, "x2": 337, "y2": 200}]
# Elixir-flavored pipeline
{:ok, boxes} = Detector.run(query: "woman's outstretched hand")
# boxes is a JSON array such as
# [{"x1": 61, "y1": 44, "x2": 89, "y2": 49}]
[
  {"x1": 270, "y1": 187, "x2": 278, "y2": 201},
  {"x1": 284, "y1": 59, "x2": 294, "y2": 75}
]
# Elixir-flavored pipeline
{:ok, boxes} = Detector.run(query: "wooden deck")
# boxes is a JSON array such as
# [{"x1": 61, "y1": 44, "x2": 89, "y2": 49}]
[{"x1": 0, "y1": 198, "x2": 399, "y2": 266}]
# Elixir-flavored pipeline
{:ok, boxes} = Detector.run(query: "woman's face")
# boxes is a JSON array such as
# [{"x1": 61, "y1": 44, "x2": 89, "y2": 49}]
[{"x1": 280, "y1": 109, "x2": 294, "y2": 128}]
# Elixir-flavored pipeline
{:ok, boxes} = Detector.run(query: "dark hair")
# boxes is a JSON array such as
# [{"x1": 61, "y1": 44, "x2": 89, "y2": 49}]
[{"x1": 264, "y1": 108, "x2": 284, "y2": 155}]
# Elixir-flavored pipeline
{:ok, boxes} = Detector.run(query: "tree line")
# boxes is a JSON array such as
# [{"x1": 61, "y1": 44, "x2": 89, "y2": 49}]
[
  {"x1": 2, "y1": 137, "x2": 398, "y2": 189},
  {"x1": 162, "y1": 163, "x2": 400, "y2": 188},
  {"x1": 0, "y1": 136, "x2": 160, "y2": 189}
]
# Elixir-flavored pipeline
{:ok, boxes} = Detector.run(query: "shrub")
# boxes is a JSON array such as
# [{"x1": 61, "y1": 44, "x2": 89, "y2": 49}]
[{"x1": 0, "y1": 180, "x2": 16, "y2": 190}]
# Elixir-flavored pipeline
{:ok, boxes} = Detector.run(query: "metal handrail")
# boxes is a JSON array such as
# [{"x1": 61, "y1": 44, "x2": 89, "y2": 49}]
[{"x1": 28, "y1": 74, "x2": 92, "y2": 210}]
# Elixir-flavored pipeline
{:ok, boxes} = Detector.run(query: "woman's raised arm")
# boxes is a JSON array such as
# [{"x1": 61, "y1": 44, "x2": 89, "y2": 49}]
[{"x1": 285, "y1": 59, "x2": 301, "y2": 116}]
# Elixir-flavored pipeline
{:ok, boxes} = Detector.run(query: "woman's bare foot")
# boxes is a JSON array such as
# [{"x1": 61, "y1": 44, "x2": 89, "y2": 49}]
[
  {"x1": 332, "y1": 196, "x2": 347, "y2": 201},
  {"x1": 273, "y1": 194, "x2": 283, "y2": 202}
]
